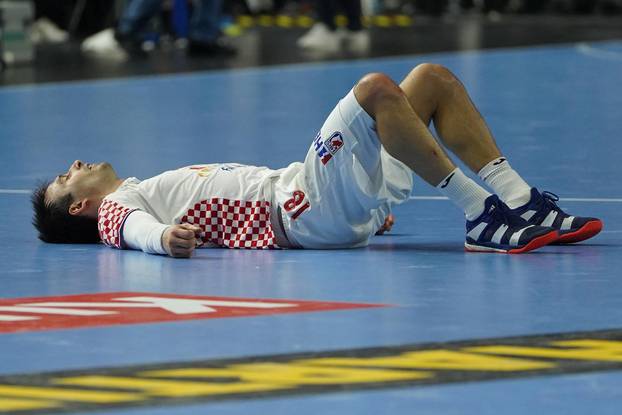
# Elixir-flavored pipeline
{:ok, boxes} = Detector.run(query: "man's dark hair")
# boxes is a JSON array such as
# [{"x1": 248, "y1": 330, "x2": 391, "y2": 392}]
[{"x1": 31, "y1": 181, "x2": 101, "y2": 244}]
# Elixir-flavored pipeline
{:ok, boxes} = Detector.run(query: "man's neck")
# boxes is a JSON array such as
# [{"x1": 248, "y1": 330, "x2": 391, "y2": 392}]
[
  {"x1": 113, "y1": 178, "x2": 125, "y2": 192},
  {"x1": 91, "y1": 179, "x2": 127, "y2": 219},
  {"x1": 103, "y1": 178, "x2": 126, "y2": 198}
]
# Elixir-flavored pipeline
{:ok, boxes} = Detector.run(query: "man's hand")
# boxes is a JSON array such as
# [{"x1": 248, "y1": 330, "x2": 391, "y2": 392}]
[
  {"x1": 375, "y1": 214, "x2": 395, "y2": 235},
  {"x1": 162, "y1": 224, "x2": 202, "y2": 258}
]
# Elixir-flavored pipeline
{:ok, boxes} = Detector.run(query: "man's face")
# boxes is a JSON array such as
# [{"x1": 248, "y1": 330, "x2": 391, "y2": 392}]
[{"x1": 46, "y1": 160, "x2": 118, "y2": 207}]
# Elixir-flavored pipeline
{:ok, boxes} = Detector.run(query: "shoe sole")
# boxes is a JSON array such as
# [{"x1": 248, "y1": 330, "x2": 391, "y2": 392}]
[
  {"x1": 464, "y1": 230, "x2": 559, "y2": 254},
  {"x1": 555, "y1": 220, "x2": 603, "y2": 244}
]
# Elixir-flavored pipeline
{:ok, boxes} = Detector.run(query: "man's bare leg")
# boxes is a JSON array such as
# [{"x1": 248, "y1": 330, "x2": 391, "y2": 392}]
[
  {"x1": 353, "y1": 72, "x2": 558, "y2": 253},
  {"x1": 398, "y1": 63, "x2": 534, "y2": 210},
  {"x1": 395, "y1": 64, "x2": 601, "y2": 244},
  {"x1": 354, "y1": 73, "x2": 455, "y2": 186},
  {"x1": 353, "y1": 72, "x2": 492, "y2": 221},
  {"x1": 398, "y1": 63, "x2": 502, "y2": 172}
]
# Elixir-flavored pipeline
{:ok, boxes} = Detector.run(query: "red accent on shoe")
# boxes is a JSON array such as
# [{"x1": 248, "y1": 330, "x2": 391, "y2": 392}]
[
  {"x1": 464, "y1": 230, "x2": 559, "y2": 254},
  {"x1": 556, "y1": 220, "x2": 603, "y2": 244},
  {"x1": 508, "y1": 230, "x2": 559, "y2": 254}
]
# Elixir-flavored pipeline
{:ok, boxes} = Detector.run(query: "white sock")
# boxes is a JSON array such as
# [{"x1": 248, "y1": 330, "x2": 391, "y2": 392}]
[
  {"x1": 478, "y1": 157, "x2": 532, "y2": 209},
  {"x1": 437, "y1": 168, "x2": 491, "y2": 221}
]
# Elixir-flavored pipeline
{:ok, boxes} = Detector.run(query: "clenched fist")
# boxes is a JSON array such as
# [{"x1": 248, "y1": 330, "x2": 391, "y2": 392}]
[
  {"x1": 162, "y1": 224, "x2": 202, "y2": 258},
  {"x1": 375, "y1": 214, "x2": 395, "y2": 235}
]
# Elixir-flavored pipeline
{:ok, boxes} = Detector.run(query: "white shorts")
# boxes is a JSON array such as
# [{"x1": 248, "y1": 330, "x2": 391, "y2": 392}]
[{"x1": 275, "y1": 89, "x2": 413, "y2": 249}]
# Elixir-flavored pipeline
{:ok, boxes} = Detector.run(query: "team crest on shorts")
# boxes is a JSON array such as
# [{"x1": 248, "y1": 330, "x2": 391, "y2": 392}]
[{"x1": 313, "y1": 131, "x2": 344, "y2": 165}]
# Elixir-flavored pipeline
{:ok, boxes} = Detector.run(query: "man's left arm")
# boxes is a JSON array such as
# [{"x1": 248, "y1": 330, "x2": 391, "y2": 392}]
[
  {"x1": 122, "y1": 210, "x2": 170, "y2": 255},
  {"x1": 122, "y1": 211, "x2": 202, "y2": 258}
]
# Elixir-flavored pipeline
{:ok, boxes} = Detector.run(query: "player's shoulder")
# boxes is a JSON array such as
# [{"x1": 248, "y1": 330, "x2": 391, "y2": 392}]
[
  {"x1": 105, "y1": 177, "x2": 140, "y2": 199},
  {"x1": 98, "y1": 197, "x2": 139, "y2": 249}
]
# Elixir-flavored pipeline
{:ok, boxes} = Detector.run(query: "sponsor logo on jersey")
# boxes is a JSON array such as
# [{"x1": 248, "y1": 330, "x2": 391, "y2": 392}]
[
  {"x1": 0, "y1": 293, "x2": 384, "y2": 334},
  {"x1": 325, "y1": 132, "x2": 344, "y2": 154},
  {"x1": 188, "y1": 164, "x2": 240, "y2": 176},
  {"x1": 2, "y1": 329, "x2": 622, "y2": 414},
  {"x1": 219, "y1": 163, "x2": 242, "y2": 172},
  {"x1": 313, "y1": 131, "x2": 344, "y2": 165},
  {"x1": 188, "y1": 165, "x2": 215, "y2": 177}
]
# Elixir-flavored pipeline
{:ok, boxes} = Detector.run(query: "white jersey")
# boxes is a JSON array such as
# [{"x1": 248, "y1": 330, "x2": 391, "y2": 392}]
[{"x1": 98, "y1": 163, "x2": 302, "y2": 253}]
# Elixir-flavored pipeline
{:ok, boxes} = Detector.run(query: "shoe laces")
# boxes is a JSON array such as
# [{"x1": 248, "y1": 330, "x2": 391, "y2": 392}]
[
  {"x1": 541, "y1": 191, "x2": 562, "y2": 212},
  {"x1": 487, "y1": 196, "x2": 517, "y2": 227}
]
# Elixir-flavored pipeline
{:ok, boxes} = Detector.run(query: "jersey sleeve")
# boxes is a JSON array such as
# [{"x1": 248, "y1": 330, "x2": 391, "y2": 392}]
[
  {"x1": 122, "y1": 211, "x2": 170, "y2": 255},
  {"x1": 98, "y1": 200, "x2": 137, "y2": 249},
  {"x1": 98, "y1": 199, "x2": 168, "y2": 254}
]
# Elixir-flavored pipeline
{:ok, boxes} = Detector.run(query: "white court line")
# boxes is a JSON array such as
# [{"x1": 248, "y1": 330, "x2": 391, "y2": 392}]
[
  {"x1": 410, "y1": 196, "x2": 449, "y2": 201},
  {"x1": 1, "y1": 190, "x2": 621, "y2": 202},
  {"x1": 0, "y1": 189, "x2": 31, "y2": 194},
  {"x1": 562, "y1": 198, "x2": 622, "y2": 203},
  {"x1": 409, "y1": 196, "x2": 622, "y2": 203},
  {"x1": 576, "y1": 42, "x2": 622, "y2": 61}
]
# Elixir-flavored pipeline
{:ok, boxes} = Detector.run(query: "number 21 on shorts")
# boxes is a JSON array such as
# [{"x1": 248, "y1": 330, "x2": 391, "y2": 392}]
[{"x1": 284, "y1": 190, "x2": 310, "y2": 220}]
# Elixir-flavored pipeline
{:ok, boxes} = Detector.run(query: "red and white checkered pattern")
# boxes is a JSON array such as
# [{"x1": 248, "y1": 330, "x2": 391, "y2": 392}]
[
  {"x1": 98, "y1": 200, "x2": 136, "y2": 248},
  {"x1": 181, "y1": 198, "x2": 276, "y2": 249}
]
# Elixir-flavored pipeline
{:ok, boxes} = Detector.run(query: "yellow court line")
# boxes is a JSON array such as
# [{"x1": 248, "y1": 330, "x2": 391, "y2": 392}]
[
  {"x1": 0, "y1": 385, "x2": 142, "y2": 403},
  {"x1": 0, "y1": 397, "x2": 59, "y2": 412}
]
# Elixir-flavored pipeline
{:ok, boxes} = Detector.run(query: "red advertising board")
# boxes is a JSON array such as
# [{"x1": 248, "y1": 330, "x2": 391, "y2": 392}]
[{"x1": 0, "y1": 292, "x2": 386, "y2": 333}]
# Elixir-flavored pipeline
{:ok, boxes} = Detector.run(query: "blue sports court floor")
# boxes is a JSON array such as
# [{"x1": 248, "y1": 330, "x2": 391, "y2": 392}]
[{"x1": 1, "y1": 40, "x2": 622, "y2": 414}]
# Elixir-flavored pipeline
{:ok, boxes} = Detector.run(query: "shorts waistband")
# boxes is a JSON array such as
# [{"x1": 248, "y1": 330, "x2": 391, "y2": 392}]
[
  {"x1": 271, "y1": 205, "x2": 301, "y2": 249},
  {"x1": 265, "y1": 175, "x2": 301, "y2": 249}
]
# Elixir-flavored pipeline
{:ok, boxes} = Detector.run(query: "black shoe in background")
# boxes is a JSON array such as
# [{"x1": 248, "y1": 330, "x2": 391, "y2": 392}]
[
  {"x1": 114, "y1": 31, "x2": 147, "y2": 57},
  {"x1": 187, "y1": 38, "x2": 236, "y2": 57}
]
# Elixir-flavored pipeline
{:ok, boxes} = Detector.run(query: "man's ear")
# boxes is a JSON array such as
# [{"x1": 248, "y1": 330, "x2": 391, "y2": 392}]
[{"x1": 68, "y1": 199, "x2": 89, "y2": 216}]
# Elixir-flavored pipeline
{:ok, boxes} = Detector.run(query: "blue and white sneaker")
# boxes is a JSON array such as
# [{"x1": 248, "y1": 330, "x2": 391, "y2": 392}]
[
  {"x1": 510, "y1": 188, "x2": 603, "y2": 244},
  {"x1": 465, "y1": 195, "x2": 558, "y2": 254}
]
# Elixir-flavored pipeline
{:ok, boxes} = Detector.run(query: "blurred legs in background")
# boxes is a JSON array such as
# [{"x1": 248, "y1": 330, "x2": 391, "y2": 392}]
[
  {"x1": 117, "y1": 0, "x2": 235, "y2": 55},
  {"x1": 82, "y1": 0, "x2": 234, "y2": 58},
  {"x1": 32, "y1": 0, "x2": 117, "y2": 43},
  {"x1": 297, "y1": 0, "x2": 369, "y2": 53}
]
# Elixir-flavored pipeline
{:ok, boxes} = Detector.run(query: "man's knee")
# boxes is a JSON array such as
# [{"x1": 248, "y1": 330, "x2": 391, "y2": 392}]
[
  {"x1": 354, "y1": 73, "x2": 405, "y2": 118},
  {"x1": 407, "y1": 63, "x2": 458, "y2": 88}
]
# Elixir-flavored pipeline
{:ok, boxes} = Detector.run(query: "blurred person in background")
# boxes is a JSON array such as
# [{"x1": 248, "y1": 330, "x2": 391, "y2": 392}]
[
  {"x1": 82, "y1": 0, "x2": 235, "y2": 58},
  {"x1": 297, "y1": 0, "x2": 369, "y2": 53},
  {"x1": 31, "y1": 0, "x2": 114, "y2": 44}
]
